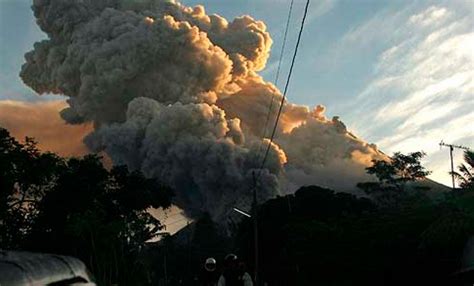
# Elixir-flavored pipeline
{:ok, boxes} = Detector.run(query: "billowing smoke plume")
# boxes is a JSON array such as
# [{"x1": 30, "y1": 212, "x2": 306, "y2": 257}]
[{"x1": 21, "y1": 0, "x2": 385, "y2": 221}]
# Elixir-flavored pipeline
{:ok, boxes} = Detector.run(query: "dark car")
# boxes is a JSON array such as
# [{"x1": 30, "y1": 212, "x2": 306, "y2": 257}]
[{"x1": 0, "y1": 250, "x2": 95, "y2": 285}]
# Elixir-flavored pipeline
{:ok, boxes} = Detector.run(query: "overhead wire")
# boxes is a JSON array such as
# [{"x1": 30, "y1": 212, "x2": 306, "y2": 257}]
[
  {"x1": 257, "y1": 0, "x2": 311, "y2": 179},
  {"x1": 258, "y1": 0, "x2": 295, "y2": 148},
  {"x1": 164, "y1": 217, "x2": 190, "y2": 227}
]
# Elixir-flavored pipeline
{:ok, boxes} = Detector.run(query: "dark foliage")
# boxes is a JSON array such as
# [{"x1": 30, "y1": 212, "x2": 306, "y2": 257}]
[
  {"x1": 235, "y1": 186, "x2": 474, "y2": 286},
  {"x1": 452, "y1": 150, "x2": 474, "y2": 191},
  {"x1": 0, "y1": 127, "x2": 173, "y2": 285},
  {"x1": 357, "y1": 151, "x2": 432, "y2": 208},
  {"x1": 365, "y1": 151, "x2": 431, "y2": 187},
  {"x1": 2, "y1": 127, "x2": 473, "y2": 286}
]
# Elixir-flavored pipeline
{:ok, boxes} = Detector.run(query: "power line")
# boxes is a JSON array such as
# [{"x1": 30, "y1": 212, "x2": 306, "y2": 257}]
[
  {"x1": 258, "y1": 0, "x2": 311, "y2": 177},
  {"x1": 251, "y1": 2, "x2": 310, "y2": 285},
  {"x1": 273, "y1": 0, "x2": 295, "y2": 89},
  {"x1": 258, "y1": 0, "x2": 295, "y2": 149},
  {"x1": 163, "y1": 217, "x2": 189, "y2": 227}
]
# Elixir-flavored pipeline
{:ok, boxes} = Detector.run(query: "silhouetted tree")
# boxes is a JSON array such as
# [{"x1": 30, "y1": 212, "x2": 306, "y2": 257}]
[
  {"x1": 0, "y1": 128, "x2": 63, "y2": 248},
  {"x1": 236, "y1": 185, "x2": 473, "y2": 286},
  {"x1": 357, "y1": 151, "x2": 431, "y2": 208},
  {"x1": 236, "y1": 186, "x2": 378, "y2": 286},
  {"x1": 367, "y1": 151, "x2": 430, "y2": 188},
  {"x1": 452, "y1": 150, "x2": 474, "y2": 191},
  {"x1": 0, "y1": 127, "x2": 174, "y2": 285}
]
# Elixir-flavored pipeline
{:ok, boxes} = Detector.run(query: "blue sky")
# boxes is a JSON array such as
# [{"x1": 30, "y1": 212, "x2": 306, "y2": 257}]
[{"x1": 0, "y1": 0, "x2": 472, "y2": 186}]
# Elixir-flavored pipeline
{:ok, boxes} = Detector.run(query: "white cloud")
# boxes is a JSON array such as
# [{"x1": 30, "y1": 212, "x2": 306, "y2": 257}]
[
  {"x1": 338, "y1": 3, "x2": 473, "y2": 186},
  {"x1": 306, "y1": 0, "x2": 338, "y2": 22},
  {"x1": 378, "y1": 113, "x2": 473, "y2": 155},
  {"x1": 409, "y1": 6, "x2": 449, "y2": 26}
]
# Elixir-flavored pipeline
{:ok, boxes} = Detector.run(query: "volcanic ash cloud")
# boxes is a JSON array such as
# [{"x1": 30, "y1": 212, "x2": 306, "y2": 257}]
[{"x1": 21, "y1": 0, "x2": 385, "y2": 222}]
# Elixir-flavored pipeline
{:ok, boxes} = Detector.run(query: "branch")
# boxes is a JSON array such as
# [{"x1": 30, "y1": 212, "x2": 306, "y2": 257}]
[{"x1": 8, "y1": 199, "x2": 39, "y2": 209}]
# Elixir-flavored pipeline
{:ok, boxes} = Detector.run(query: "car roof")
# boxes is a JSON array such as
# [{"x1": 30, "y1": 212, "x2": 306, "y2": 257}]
[{"x1": 0, "y1": 250, "x2": 94, "y2": 285}]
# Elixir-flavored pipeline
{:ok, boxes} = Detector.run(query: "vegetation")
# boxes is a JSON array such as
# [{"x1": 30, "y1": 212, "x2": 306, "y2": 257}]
[
  {"x1": 452, "y1": 150, "x2": 474, "y2": 191},
  {"x1": 234, "y1": 152, "x2": 472, "y2": 286},
  {"x1": 1, "y1": 127, "x2": 473, "y2": 286},
  {"x1": 150, "y1": 151, "x2": 473, "y2": 286},
  {"x1": 0, "y1": 127, "x2": 173, "y2": 285},
  {"x1": 366, "y1": 151, "x2": 431, "y2": 186},
  {"x1": 357, "y1": 151, "x2": 432, "y2": 208}
]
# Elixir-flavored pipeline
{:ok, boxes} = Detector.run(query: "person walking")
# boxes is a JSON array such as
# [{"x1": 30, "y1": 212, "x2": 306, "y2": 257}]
[
  {"x1": 217, "y1": 254, "x2": 253, "y2": 286},
  {"x1": 237, "y1": 262, "x2": 253, "y2": 286}
]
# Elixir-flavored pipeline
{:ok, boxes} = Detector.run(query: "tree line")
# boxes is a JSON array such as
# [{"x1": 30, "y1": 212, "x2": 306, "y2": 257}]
[
  {"x1": 1, "y1": 126, "x2": 473, "y2": 285},
  {"x1": 0, "y1": 127, "x2": 173, "y2": 285},
  {"x1": 234, "y1": 151, "x2": 474, "y2": 286}
]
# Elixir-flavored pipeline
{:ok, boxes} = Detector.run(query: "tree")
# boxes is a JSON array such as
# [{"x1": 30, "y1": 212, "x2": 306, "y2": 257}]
[
  {"x1": 452, "y1": 150, "x2": 474, "y2": 191},
  {"x1": 26, "y1": 155, "x2": 174, "y2": 285},
  {"x1": 236, "y1": 186, "x2": 378, "y2": 286},
  {"x1": 357, "y1": 151, "x2": 431, "y2": 208},
  {"x1": 236, "y1": 185, "x2": 470, "y2": 286},
  {"x1": 0, "y1": 128, "x2": 63, "y2": 248},
  {"x1": 366, "y1": 151, "x2": 430, "y2": 188},
  {"x1": 0, "y1": 127, "x2": 174, "y2": 285}
]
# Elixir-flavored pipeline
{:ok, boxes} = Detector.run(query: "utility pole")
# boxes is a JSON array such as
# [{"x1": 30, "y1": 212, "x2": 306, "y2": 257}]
[
  {"x1": 439, "y1": 141, "x2": 471, "y2": 191},
  {"x1": 163, "y1": 240, "x2": 168, "y2": 286},
  {"x1": 158, "y1": 232, "x2": 170, "y2": 286},
  {"x1": 231, "y1": 175, "x2": 258, "y2": 285},
  {"x1": 252, "y1": 171, "x2": 259, "y2": 286}
]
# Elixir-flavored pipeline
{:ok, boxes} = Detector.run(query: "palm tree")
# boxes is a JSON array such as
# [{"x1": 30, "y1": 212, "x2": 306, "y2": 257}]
[{"x1": 451, "y1": 150, "x2": 474, "y2": 191}]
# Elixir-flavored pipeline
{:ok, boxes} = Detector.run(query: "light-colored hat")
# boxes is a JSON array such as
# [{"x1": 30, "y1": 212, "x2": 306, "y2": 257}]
[
  {"x1": 205, "y1": 257, "x2": 217, "y2": 271},
  {"x1": 205, "y1": 257, "x2": 216, "y2": 265}
]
